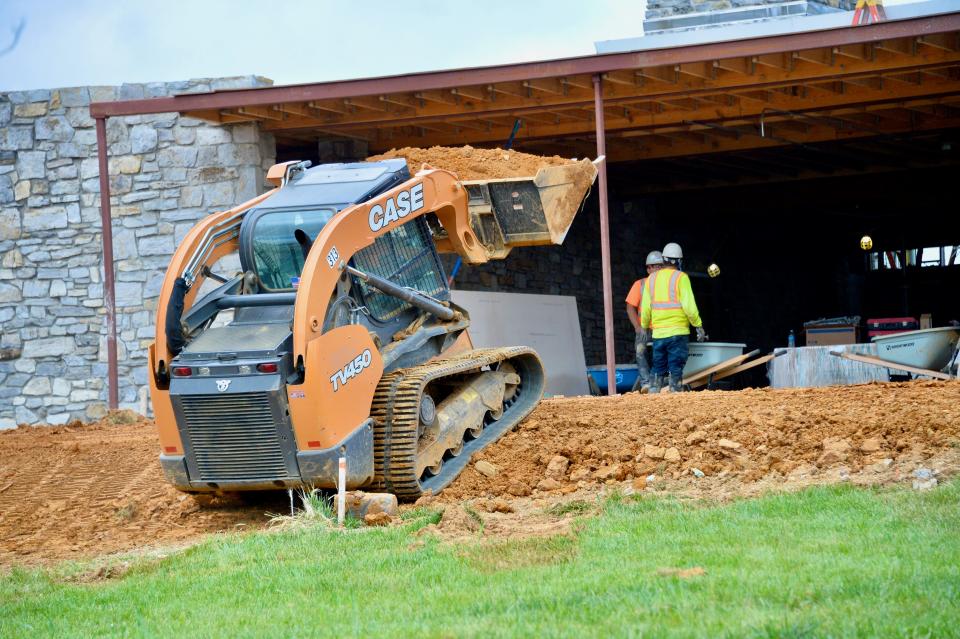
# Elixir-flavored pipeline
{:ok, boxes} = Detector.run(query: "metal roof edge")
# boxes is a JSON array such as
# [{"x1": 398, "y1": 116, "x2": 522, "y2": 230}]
[
  {"x1": 89, "y1": 9, "x2": 960, "y2": 119},
  {"x1": 596, "y1": 0, "x2": 960, "y2": 53}
]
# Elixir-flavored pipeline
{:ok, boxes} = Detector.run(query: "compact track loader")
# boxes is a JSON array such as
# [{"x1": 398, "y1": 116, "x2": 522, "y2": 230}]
[{"x1": 149, "y1": 157, "x2": 597, "y2": 499}]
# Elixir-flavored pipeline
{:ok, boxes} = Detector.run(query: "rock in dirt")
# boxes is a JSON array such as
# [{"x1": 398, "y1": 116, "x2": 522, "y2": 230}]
[
  {"x1": 477, "y1": 498, "x2": 514, "y2": 514},
  {"x1": 345, "y1": 491, "x2": 398, "y2": 519},
  {"x1": 818, "y1": 437, "x2": 852, "y2": 466},
  {"x1": 860, "y1": 437, "x2": 883, "y2": 453},
  {"x1": 438, "y1": 505, "x2": 482, "y2": 535},
  {"x1": 644, "y1": 444, "x2": 666, "y2": 460},
  {"x1": 690, "y1": 467, "x2": 706, "y2": 478},
  {"x1": 474, "y1": 460, "x2": 499, "y2": 478},
  {"x1": 664, "y1": 447, "x2": 681, "y2": 462},
  {"x1": 912, "y1": 468, "x2": 938, "y2": 491},
  {"x1": 413, "y1": 490, "x2": 435, "y2": 507},
  {"x1": 545, "y1": 455, "x2": 570, "y2": 479},
  {"x1": 507, "y1": 481, "x2": 532, "y2": 497},
  {"x1": 363, "y1": 512, "x2": 393, "y2": 527},
  {"x1": 569, "y1": 467, "x2": 591, "y2": 482},
  {"x1": 537, "y1": 478, "x2": 562, "y2": 491},
  {"x1": 866, "y1": 458, "x2": 894, "y2": 473},
  {"x1": 593, "y1": 464, "x2": 623, "y2": 481},
  {"x1": 718, "y1": 439, "x2": 742, "y2": 450},
  {"x1": 685, "y1": 430, "x2": 708, "y2": 445}
]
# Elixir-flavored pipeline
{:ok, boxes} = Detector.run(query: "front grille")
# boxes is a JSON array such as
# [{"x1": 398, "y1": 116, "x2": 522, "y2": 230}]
[{"x1": 179, "y1": 392, "x2": 294, "y2": 482}]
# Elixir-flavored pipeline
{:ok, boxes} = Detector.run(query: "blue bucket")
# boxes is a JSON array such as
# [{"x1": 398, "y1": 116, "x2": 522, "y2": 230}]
[{"x1": 587, "y1": 364, "x2": 639, "y2": 394}]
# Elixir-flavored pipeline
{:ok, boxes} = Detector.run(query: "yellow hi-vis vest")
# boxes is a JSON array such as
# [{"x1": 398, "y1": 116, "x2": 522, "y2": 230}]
[{"x1": 639, "y1": 267, "x2": 703, "y2": 339}]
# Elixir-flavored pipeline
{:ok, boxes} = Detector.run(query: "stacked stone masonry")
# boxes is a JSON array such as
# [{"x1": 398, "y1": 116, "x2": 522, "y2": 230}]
[{"x1": 0, "y1": 76, "x2": 276, "y2": 427}]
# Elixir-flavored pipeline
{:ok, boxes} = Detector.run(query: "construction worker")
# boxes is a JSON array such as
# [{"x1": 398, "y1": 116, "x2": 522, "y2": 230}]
[
  {"x1": 640, "y1": 242, "x2": 707, "y2": 393},
  {"x1": 625, "y1": 250, "x2": 664, "y2": 393}
]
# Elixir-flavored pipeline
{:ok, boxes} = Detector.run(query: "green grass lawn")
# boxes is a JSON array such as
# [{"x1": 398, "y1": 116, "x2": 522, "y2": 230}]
[{"x1": 3, "y1": 482, "x2": 959, "y2": 638}]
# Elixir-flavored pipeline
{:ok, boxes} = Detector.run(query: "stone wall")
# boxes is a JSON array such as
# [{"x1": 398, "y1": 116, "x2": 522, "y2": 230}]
[{"x1": 0, "y1": 77, "x2": 276, "y2": 427}]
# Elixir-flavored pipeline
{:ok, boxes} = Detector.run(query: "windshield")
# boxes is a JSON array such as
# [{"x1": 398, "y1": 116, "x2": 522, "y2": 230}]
[{"x1": 252, "y1": 208, "x2": 335, "y2": 290}]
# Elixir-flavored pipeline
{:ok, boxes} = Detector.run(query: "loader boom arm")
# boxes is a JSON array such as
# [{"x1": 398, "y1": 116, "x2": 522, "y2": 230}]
[{"x1": 291, "y1": 168, "x2": 485, "y2": 367}]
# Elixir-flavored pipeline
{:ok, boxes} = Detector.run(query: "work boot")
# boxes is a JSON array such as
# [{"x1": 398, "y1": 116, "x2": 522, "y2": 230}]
[
  {"x1": 630, "y1": 378, "x2": 650, "y2": 394},
  {"x1": 649, "y1": 374, "x2": 665, "y2": 394},
  {"x1": 668, "y1": 373, "x2": 683, "y2": 393}
]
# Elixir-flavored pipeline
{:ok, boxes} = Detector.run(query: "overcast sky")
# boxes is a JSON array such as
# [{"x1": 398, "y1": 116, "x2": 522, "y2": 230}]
[{"x1": 1, "y1": 0, "x2": 655, "y2": 92}]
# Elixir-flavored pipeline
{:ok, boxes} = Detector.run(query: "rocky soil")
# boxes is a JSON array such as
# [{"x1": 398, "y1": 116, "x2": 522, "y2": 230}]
[{"x1": 2, "y1": 381, "x2": 957, "y2": 565}]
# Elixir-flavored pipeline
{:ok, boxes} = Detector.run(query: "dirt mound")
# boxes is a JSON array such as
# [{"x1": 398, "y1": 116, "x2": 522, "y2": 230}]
[
  {"x1": 366, "y1": 145, "x2": 577, "y2": 180},
  {"x1": 0, "y1": 414, "x2": 276, "y2": 566},
  {"x1": 442, "y1": 381, "x2": 960, "y2": 501},
  {"x1": 2, "y1": 381, "x2": 957, "y2": 564}
]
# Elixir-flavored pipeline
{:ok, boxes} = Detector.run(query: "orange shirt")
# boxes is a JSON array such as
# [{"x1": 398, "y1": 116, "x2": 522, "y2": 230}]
[{"x1": 625, "y1": 278, "x2": 646, "y2": 308}]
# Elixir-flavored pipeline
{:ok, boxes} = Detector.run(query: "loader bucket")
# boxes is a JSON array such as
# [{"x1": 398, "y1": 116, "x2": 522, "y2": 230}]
[{"x1": 462, "y1": 159, "x2": 598, "y2": 259}]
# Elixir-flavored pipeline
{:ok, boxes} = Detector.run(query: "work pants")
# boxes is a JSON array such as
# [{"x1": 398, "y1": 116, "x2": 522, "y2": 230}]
[
  {"x1": 652, "y1": 334, "x2": 688, "y2": 381},
  {"x1": 634, "y1": 332, "x2": 650, "y2": 386}
]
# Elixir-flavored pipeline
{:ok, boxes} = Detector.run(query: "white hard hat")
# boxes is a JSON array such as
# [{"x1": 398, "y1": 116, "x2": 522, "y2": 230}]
[
  {"x1": 663, "y1": 242, "x2": 683, "y2": 260},
  {"x1": 645, "y1": 250, "x2": 664, "y2": 266}
]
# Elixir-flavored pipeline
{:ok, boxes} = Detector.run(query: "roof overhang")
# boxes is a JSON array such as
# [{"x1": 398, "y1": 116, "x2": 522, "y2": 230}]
[{"x1": 89, "y1": 11, "x2": 960, "y2": 163}]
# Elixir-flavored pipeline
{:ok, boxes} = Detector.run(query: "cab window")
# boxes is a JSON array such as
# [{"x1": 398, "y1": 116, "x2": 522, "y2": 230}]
[{"x1": 251, "y1": 208, "x2": 335, "y2": 290}]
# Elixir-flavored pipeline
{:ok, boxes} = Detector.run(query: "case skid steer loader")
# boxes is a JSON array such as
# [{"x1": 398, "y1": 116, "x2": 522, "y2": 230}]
[{"x1": 149, "y1": 157, "x2": 597, "y2": 499}]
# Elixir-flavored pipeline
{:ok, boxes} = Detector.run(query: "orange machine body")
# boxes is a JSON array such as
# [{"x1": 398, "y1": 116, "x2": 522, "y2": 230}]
[{"x1": 149, "y1": 168, "x2": 486, "y2": 463}]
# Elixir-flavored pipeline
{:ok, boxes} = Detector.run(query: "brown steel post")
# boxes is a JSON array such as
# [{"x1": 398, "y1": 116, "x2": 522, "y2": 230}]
[
  {"x1": 95, "y1": 117, "x2": 119, "y2": 409},
  {"x1": 592, "y1": 75, "x2": 617, "y2": 396}
]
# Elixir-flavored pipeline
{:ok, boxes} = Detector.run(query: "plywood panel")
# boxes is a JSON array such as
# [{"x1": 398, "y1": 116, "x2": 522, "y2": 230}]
[{"x1": 451, "y1": 290, "x2": 589, "y2": 397}]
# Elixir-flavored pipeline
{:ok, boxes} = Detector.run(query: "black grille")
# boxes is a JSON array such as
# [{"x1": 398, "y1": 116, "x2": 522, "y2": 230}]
[{"x1": 179, "y1": 392, "x2": 294, "y2": 482}]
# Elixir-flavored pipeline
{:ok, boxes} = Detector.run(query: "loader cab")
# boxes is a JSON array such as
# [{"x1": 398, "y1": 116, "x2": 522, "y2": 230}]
[{"x1": 235, "y1": 159, "x2": 450, "y2": 348}]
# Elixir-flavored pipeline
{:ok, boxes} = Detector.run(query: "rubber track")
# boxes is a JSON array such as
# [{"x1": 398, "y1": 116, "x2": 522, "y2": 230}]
[{"x1": 369, "y1": 347, "x2": 541, "y2": 500}]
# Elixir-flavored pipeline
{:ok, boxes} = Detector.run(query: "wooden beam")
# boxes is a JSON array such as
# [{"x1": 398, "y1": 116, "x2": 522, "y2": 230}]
[
  {"x1": 793, "y1": 47, "x2": 835, "y2": 67},
  {"x1": 714, "y1": 57, "x2": 753, "y2": 75},
  {"x1": 918, "y1": 33, "x2": 959, "y2": 52},
  {"x1": 262, "y1": 50, "x2": 960, "y2": 133},
  {"x1": 236, "y1": 106, "x2": 283, "y2": 121},
  {"x1": 274, "y1": 103, "x2": 316, "y2": 117},
  {"x1": 343, "y1": 96, "x2": 389, "y2": 112},
  {"x1": 677, "y1": 61, "x2": 715, "y2": 80},
  {"x1": 635, "y1": 66, "x2": 677, "y2": 84},
  {"x1": 843, "y1": 75, "x2": 884, "y2": 90},
  {"x1": 829, "y1": 351, "x2": 953, "y2": 381},
  {"x1": 489, "y1": 82, "x2": 528, "y2": 98},
  {"x1": 524, "y1": 78, "x2": 566, "y2": 95},
  {"x1": 308, "y1": 100, "x2": 350, "y2": 115},
  {"x1": 683, "y1": 352, "x2": 760, "y2": 386},
  {"x1": 834, "y1": 42, "x2": 874, "y2": 61},
  {"x1": 603, "y1": 70, "x2": 640, "y2": 87},
  {"x1": 354, "y1": 75, "x2": 960, "y2": 150},
  {"x1": 379, "y1": 94, "x2": 418, "y2": 109},
  {"x1": 414, "y1": 90, "x2": 458, "y2": 105},
  {"x1": 877, "y1": 37, "x2": 917, "y2": 56},
  {"x1": 450, "y1": 86, "x2": 491, "y2": 102},
  {"x1": 753, "y1": 52, "x2": 792, "y2": 70},
  {"x1": 689, "y1": 354, "x2": 777, "y2": 388}
]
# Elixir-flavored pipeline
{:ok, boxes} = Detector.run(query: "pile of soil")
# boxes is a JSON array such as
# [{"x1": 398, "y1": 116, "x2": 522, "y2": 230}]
[
  {"x1": 441, "y1": 380, "x2": 960, "y2": 501},
  {"x1": 0, "y1": 413, "x2": 277, "y2": 566},
  {"x1": 366, "y1": 145, "x2": 578, "y2": 180},
  {"x1": 2, "y1": 381, "x2": 957, "y2": 564}
]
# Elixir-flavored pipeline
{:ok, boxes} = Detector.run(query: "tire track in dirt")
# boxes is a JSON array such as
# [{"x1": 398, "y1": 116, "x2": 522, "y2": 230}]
[{"x1": 0, "y1": 414, "x2": 277, "y2": 566}]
